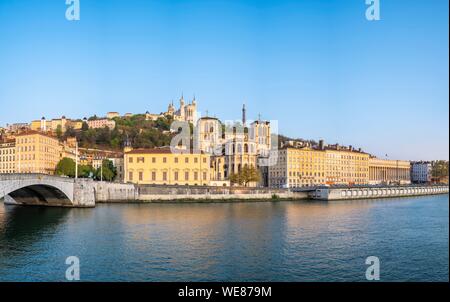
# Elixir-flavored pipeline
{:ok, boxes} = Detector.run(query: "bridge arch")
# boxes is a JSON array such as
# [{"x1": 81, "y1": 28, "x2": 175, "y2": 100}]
[
  {"x1": 6, "y1": 184, "x2": 73, "y2": 206},
  {"x1": 0, "y1": 174, "x2": 75, "y2": 207}
]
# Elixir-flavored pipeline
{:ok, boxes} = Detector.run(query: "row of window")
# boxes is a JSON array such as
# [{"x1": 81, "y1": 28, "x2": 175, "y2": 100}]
[
  {"x1": 129, "y1": 156, "x2": 207, "y2": 164},
  {"x1": 129, "y1": 170, "x2": 208, "y2": 182},
  {"x1": 0, "y1": 149, "x2": 15, "y2": 155}
]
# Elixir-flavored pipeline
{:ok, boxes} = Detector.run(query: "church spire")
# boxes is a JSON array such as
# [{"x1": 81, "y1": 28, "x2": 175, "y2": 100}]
[{"x1": 242, "y1": 103, "x2": 246, "y2": 126}]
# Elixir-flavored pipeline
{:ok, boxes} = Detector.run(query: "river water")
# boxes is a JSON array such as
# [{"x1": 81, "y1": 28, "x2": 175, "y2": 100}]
[{"x1": 0, "y1": 195, "x2": 448, "y2": 282}]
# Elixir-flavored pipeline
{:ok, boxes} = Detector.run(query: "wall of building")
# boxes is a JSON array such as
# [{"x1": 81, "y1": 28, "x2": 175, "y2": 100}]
[
  {"x1": 124, "y1": 149, "x2": 211, "y2": 186},
  {"x1": 368, "y1": 158, "x2": 411, "y2": 184}
]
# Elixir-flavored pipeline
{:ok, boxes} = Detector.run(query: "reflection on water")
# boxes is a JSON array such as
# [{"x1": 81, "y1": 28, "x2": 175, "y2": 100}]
[{"x1": 0, "y1": 195, "x2": 448, "y2": 281}]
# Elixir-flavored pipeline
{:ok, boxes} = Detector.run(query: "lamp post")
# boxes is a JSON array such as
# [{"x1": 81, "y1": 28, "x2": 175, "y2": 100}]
[
  {"x1": 75, "y1": 141, "x2": 78, "y2": 179},
  {"x1": 101, "y1": 160, "x2": 103, "y2": 182}
]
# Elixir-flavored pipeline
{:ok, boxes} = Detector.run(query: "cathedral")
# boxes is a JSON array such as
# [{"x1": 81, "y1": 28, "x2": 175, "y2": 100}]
[{"x1": 166, "y1": 95, "x2": 197, "y2": 124}]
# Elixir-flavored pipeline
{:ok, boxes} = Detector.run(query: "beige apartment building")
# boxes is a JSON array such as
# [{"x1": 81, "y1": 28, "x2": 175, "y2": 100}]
[
  {"x1": 269, "y1": 147, "x2": 327, "y2": 188},
  {"x1": 269, "y1": 145, "x2": 370, "y2": 188},
  {"x1": 124, "y1": 147, "x2": 211, "y2": 186},
  {"x1": 14, "y1": 131, "x2": 62, "y2": 174},
  {"x1": 369, "y1": 157, "x2": 411, "y2": 184},
  {"x1": 324, "y1": 147, "x2": 370, "y2": 185},
  {"x1": 0, "y1": 139, "x2": 16, "y2": 174}
]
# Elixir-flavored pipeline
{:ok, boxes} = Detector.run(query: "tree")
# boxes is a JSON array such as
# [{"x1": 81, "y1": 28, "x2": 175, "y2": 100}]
[
  {"x1": 432, "y1": 161, "x2": 449, "y2": 178},
  {"x1": 229, "y1": 166, "x2": 261, "y2": 187},
  {"x1": 81, "y1": 121, "x2": 89, "y2": 131},
  {"x1": 55, "y1": 158, "x2": 76, "y2": 177},
  {"x1": 95, "y1": 159, "x2": 117, "y2": 181},
  {"x1": 55, "y1": 125, "x2": 63, "y2": 139},
  {"x1": 78, "y1": 165, "x2": 95, "y2": 178},
  {"x1": 65, "y1": 126, "x2": 76, "y2": 138}
]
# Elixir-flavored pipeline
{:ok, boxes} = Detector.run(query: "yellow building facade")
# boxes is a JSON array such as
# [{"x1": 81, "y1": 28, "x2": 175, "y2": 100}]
[
  {"x1": 269, "y1": 147, "x2": 327, "y2": 188},
  {"x1": 0, "y1": 139, "x2": 16, "y2": 174},
  {"x1": 124, "y1": 148, "x2": 211, "y2": 186},
  {"x1": 269, "y1": 147, "x2": 370, "y2": 188},
  {"x1": 368, "y1": 157, "x2": 411, "y2": 184},
  {"x1": 15, "y1": 131, "x2": 62, "y2": 174},
  {"x1": 325, "y1": 148, "x2": 370, "y2": 185}
]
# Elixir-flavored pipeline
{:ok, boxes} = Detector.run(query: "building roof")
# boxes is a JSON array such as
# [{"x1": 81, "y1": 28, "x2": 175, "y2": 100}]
[
  {"x1": 14, "y1": 130, "x2": 58, "y2": 139},
  {"x1": 125, "y1": 147, "x2": 173, "y2": 155},
  {"x1": 125, "y1": 147, "x2": 207, "y2": 155}
]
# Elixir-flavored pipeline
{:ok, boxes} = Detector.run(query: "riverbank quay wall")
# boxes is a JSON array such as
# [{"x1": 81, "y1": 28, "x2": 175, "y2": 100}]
[
  {"x1": 312, "y1": 185, "x2": 449, "y2": 201},
  {"x1": 136, "y1": 185, "x2": 307, "y2": 202},
  {"x1": 93, "y1": 183, "x2": 308, "y2": 202}
]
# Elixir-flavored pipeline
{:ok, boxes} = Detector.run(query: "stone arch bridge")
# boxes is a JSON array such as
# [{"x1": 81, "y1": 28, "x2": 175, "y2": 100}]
[{"x1": 0, "y1": 174, "x2": 136, "y2": 207}]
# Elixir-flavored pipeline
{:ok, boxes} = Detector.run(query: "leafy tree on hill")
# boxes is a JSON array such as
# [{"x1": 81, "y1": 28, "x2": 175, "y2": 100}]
[
  {"x1": 75, "y1": 115, "x2": 175, "y2": 150},
  {"x1": 56, "y1": 125, "x2": 63, "y2": 139},
  {"x1": 81, "y1": 121, "x2": 89, "y2": 131}
]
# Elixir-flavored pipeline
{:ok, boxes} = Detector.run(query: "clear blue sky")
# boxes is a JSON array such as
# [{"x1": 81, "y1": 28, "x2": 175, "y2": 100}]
[{"x1": 0, "y1": 0, "x2": 448, "y2": 160}]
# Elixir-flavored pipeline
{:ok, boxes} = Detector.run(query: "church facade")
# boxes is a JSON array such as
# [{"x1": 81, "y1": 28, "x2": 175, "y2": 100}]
[{"x1": 166, "y1": 95, "x2": 198, "y2": 124}]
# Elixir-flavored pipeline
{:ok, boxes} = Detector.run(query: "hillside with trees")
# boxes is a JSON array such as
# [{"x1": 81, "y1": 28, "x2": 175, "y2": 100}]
[{"x1": 63, "y1": 114, "x2": 175, "y2": 151}]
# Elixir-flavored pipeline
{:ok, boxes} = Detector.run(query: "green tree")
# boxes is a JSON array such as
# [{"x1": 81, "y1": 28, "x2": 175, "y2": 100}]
[
  {"x1": 55, "y1": 125, "x2": 63, "y2": 139},
  {"x1": 65, "y1": 126, "x2": 76, "y2": 138},
  {"x1": 95, "y1": 159, "x2": 117, "y2": 181},
  {"x1": 229, "y1": 166, "x2": 261, "y2": 187},
  {"x1": 432, "y1": 161, "x2": 449, "y2": 178},
  {"x1": 55, "y1": 158, "x2": 76, "y2": 177},
  {"x1": 81, "y1": 121, "x2": 89, "y2": 131},
  {"x1": 78, "y1": 165, "x2": 95, "y2": 178}
]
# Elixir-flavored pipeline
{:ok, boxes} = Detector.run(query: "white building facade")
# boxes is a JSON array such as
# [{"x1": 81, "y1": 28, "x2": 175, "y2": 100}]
[{"x1": 411, "y1": 161, "x2": 432, "y2": 183}]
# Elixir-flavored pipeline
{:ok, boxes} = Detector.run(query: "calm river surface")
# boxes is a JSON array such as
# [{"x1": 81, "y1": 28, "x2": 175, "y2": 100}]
[{"x1": 0, "y1": 195, "x2": 448, "y2": 281}]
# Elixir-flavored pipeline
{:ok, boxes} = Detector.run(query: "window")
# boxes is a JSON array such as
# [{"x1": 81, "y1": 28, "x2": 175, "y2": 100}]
[
  {"x1": 128, "y1": 157, "x2": 133, "y2": 163},
  {"x1": 163, "y1": 172, "x2": 167, "y2": 181},
  {"x1": 175, "y1": 158, "x2": 178, "y2": 163},
  {"x1": 194, "y1": 172, "x2": 198, "y2": 181},
  {"x1": 152, "y1": 157, "x2": 156, "y2": 163},
  {"x1": 152, "y1": 171, "x2": 156, "y2": 181},
  {"x1": 194, "y1": 157, "x2": 198, "y2": 164},
  {"x1": 174, "y1": 171, "x2": 179, "y2": 181},
  {"x1": 139, "y1": 172, "x2": 143, "y2": 181},
  {"x1": 137, "y1": 157, "x2": 145, "y2": 163},
  {"x1": 163, "y1": 157, "x2": 167, "y2": 163},
  {"x1": 203, "y1": 172, "x2": 207, "y2": 180},
  {"x1": 185, "y1": 157, "x2": 189, "y2": 164},
  {"x1": 203, "y1": 158, "x2": 207, "y2": 163},
  {"x1": 129, "y1": 172, "x2": 133, "y2": 181},
  {"x1": 185, "y1": 171, "x2": 189, "y2": 181}
]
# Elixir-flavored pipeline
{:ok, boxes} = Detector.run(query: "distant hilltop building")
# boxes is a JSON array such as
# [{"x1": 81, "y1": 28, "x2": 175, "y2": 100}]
[
  {"x1": 166, "y1": 95, "x2": 198, "y2": 124},
  {"x1": 86, "y1": 118, "x2": 116, "y2": 130},
  {"x1": 6, "y1": 123, "x2": 30, "y2": 133},
  {"x1": 106, "y1": 112, "x2": 120, "y2": 119},
  {"x1": 30, "y1": 116, "x2": 83, "y2": 134}
]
